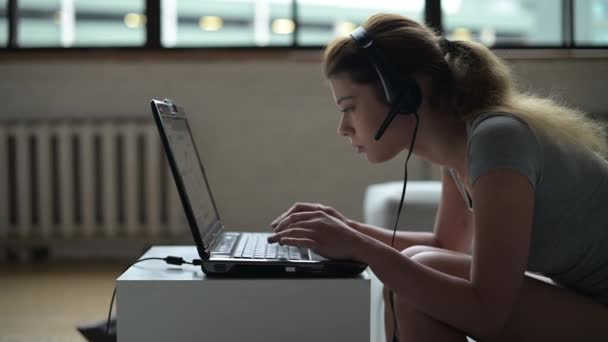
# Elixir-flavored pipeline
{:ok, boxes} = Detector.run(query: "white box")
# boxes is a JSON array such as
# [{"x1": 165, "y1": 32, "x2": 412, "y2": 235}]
[{"x1": 117, "y1": 246, "x2": 373, "y2": 342}]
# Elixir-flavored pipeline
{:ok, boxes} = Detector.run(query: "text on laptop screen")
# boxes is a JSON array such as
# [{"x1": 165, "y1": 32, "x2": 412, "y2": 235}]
[{"x1": 162, "y1": 114, "x2": 219, "y2": 239}]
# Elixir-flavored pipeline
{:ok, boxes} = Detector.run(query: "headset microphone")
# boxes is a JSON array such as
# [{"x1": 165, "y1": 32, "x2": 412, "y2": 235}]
[
  {"x1": 373, "y1": 91, "x2": 419, "y2": 140},
  {"x1": 374, "y1": 104, "x2": 399, "y2": 141}
]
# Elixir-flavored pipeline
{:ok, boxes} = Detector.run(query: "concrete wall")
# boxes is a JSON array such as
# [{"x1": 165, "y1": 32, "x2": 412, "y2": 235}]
[{"x1": 1, "y1": 53, "x2": 607, "y2": 230}]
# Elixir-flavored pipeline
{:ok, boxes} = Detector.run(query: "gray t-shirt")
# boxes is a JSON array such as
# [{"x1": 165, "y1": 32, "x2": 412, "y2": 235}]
[{"x1": 449, "y1": 112, "x2": 608, "y2": 305}]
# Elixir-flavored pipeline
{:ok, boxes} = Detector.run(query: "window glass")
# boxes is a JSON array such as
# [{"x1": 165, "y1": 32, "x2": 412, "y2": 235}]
[
  {"x1": 296, "y1": 0, "x2": 424, "y2": 46},
  {"x1": 74, "y1": 0, "x2": 145, "y2": 46},
  {"x1": 18, "y1": 0, "x2": 145, "y2": 47},
  {"x1": 0, "y1": 0, "x2": 7, "y2": 46},
  {"x1": 19, "y1": 0, "x2": 61, "y2": 47},
  {"x1": 9, "y1": 0, "x2": 608, "y2": 49},
  {"x1": 442, "y1": 0, "x2": 562, "y2": 46},
  {"x1": 575, "y1": 0, "x2": 608, "y2": 46},
  {"x1": 162, "y1": 0, "x2": 293, "y2": 47}
]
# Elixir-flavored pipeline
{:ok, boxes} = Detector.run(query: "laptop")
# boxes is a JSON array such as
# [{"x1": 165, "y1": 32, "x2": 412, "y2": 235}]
[{"x1": 150, "y1": 99, "x2": 367, "y2": 277}]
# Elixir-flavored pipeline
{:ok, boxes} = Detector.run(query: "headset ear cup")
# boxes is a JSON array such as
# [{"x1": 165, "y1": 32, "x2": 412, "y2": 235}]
[{"x1": 399, "y1": 78, "x2": 422, "y2": 114}]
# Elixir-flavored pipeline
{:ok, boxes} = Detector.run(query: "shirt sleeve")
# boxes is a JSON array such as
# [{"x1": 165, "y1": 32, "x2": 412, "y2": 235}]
[{"x1": 467, "y1": 114, "x2": 541, "y2": 188}]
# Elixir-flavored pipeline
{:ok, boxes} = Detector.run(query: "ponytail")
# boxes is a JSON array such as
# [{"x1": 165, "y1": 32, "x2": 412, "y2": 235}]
[{"x1": 439, "y1": 39, "x2": 514, "y2": 119}]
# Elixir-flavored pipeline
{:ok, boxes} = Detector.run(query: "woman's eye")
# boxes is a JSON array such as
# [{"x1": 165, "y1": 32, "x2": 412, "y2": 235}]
[{"x1": 340, "y1": 107, "x2": 355, "y2": 114}]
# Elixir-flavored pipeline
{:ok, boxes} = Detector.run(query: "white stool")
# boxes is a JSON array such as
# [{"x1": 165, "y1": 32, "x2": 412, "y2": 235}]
[{"x1": 364, "y1": 181, "x2": 442, "y2": 232}]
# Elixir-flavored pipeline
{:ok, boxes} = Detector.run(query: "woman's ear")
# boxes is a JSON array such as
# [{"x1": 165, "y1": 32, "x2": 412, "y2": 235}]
[{"x1": 414, "y1": 74, "x2": 433, "y2": 104}]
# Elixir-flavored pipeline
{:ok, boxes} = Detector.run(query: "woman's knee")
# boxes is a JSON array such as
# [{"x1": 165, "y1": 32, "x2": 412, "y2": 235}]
[
  {"x1": 383, "y1": 246, "x2": 434, "y2": 299},
  {"x1": 410, "y1": 251, "x2": 472, "y2": 280},
  {"x1": 386, "y1": 247, "x2": 469, "y2": 299},
  {"x1": 383, "y1": 252, "x2": 449, "y2": 301},
  {"x1": 409, "y1": 251, "x2": 446, "y2": 268},
  {"x1": 401, "y1": 245, "x2": 436, "y2": 258},
  {"x1": 383, "y1": 248, "x2": 471, "y2": 302}
]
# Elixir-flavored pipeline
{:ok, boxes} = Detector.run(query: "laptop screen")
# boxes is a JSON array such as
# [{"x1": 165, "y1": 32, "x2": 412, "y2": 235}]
[{"x1": 160, "y1": 110, "x2": 220, "y2": 243}]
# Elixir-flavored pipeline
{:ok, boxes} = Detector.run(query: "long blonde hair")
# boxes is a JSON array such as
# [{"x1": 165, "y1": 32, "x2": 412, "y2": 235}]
[{"x1": 323, "y1": 13, "x2": 608, "y2": 157}]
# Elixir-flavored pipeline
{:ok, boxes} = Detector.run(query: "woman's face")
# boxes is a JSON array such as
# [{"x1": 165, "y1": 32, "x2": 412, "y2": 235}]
[{"x1": 328, "y1": 73, "x2": 416, "y2": 163}]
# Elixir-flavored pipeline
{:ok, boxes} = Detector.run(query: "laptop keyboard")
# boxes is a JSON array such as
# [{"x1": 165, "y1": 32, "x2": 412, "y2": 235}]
[{"x1": 225, "y1": 233, "x2": 309, "y2": 260}]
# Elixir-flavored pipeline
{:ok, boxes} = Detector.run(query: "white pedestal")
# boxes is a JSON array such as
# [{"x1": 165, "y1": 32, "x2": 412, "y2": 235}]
[{"x1": 117, "y1": 246, "x2": 374, "y2": 342}]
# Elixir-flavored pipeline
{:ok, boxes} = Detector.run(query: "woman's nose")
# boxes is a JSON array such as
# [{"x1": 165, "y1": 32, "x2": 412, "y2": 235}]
[{"x1": 337, "y1": 114, "x2": 354, "y2": 137}]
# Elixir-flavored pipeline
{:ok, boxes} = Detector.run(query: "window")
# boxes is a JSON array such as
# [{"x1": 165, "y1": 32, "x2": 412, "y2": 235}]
[
  {"x1": 18, "y1": 0, "x2": 145, "y2": 47},
  {"x1": 162, "y1": 0, "x2": 293, "y2": 47},
  {"x1": 442, "y1": 0, "x2": 562, "y2": 46},
  {"x1": 296, "y1": 0, "x2": 424, "y2": 46},
  {"x1": 161, "y1": 0, "x2": 423, "y2": 48},
  {"x1": 0, "y1": 0, "x2": 6, "y2": 46},
  {"x1": 575, "y1": 0, "x2": 608, "y2": 46},
  {"x1": 18, "y1": 0, "x2": 61, "y2": 47},
  {"x1": 73, "y1": 0, "x2": 145, "y2": 46},
  {"x1": 4, "y1": 0, "x2": 608, "y2": 49}
]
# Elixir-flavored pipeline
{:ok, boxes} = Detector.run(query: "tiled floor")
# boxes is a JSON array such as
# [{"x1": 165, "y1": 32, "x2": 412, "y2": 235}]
[{"x1": 0, "y1": 261, "x2": 124, "y2": 341}]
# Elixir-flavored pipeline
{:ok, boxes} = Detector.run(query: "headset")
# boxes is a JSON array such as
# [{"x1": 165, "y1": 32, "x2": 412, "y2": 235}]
[
  {"x1": 349, "y1": 26, "x2": 422, "y2": 140},
  {"x1": 350, "y1": 26, "x2": 422, "y2": 342}
]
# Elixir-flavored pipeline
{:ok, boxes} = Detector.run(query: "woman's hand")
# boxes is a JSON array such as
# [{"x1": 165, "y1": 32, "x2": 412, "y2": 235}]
[
  {"x1": 270, "y1": 202, "x2": 352, "y2": 229},
  {"x1": 267, "y1": 210, "x2": 369, "y2": 261}
]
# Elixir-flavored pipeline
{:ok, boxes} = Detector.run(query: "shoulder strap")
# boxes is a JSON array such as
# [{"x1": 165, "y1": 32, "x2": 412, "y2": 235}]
[{"x1": 447, "y1": 168, "x2": 473, "y2": 209}]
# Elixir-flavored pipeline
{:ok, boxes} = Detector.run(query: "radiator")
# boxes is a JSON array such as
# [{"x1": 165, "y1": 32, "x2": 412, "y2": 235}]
[{"x1": 0, "y1": 118, "x2": 189, "y2": 257}]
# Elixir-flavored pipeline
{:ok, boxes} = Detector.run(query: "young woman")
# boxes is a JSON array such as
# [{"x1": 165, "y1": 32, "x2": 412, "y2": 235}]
[{"x1": 268, "y1": 13, "x2": 608, "y2": 341}]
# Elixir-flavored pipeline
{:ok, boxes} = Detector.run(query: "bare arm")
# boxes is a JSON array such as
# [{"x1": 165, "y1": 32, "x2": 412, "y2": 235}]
[
  {"x1": 347, "y1": 220, "x2": 438, "y2": 251},
  {"x1": 270, "y1": 169, "x2": 534, "y2": 339},
  {"x1": 358, "y1": 169, "x2": 535, "y2": 339},
  {"x1": 348, "y1": 167, "x2": 473, "y2": 252}
]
